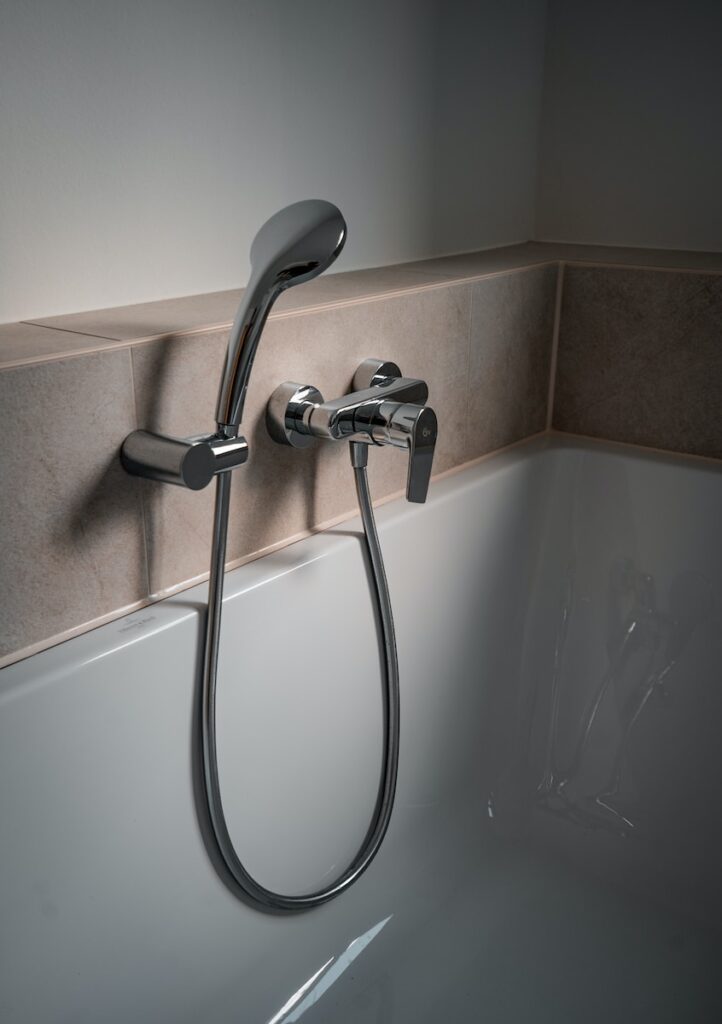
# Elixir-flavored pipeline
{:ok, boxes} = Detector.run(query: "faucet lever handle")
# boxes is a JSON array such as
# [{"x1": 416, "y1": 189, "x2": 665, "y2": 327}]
[{"x1": 385, "y1": 403, "x2": 437, "y2": 503}]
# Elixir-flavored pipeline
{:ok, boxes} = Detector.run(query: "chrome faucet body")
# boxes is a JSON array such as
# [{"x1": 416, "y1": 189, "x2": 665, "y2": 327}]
[{"x1": 267, "y1": 359, "x2": 438, "y2": 502}]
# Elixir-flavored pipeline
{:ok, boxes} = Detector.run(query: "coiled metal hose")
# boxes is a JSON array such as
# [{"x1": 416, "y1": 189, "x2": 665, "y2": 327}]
[{"x1": 199, "y1": 442, "x2": 400, "y2": 911}]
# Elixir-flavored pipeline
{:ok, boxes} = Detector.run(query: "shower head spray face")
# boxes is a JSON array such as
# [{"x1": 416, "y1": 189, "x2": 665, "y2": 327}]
[
  {"x1": 216, "y1": 199, "x2": 347, "y2": 432},
  {"x1": 249, "y1": 198, "x2": 347, "y2": 289}
]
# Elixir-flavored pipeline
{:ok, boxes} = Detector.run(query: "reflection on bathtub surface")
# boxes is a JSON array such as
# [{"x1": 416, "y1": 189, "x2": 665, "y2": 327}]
[{"x1": 488, "y1": 448, "x2": 722, "y2": 929}]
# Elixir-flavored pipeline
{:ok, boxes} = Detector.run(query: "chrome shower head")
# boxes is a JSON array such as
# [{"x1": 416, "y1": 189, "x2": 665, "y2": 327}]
[{"x1": 215, "y1": 199, "x2": 347, "y2": 433}]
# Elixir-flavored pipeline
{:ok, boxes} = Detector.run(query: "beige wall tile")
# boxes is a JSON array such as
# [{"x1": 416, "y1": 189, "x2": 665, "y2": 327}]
[
  {"x1": 30, "y1": 291, "x2": 243, "y2": 344},
  {"x1": 394, "y1": 244, "x2": 556, "y2": 281},
  {"x1": 28, "y1": 262, "x2": 469, "y2": 345},
  {"x1": 543, "y1": 243, "x2": 722, "y2": 273},
  {"x1": 554, "y1": 266, "x2": 722, "y2": 459},
  {"x1": 130, "y1": 330, "x2": 228, "y2": 591},
  {"x1": 270, "y1": 262, "x2": 468, "y2": 314},
  {"x1": 0, "y1": 322, "x2": 124, "y2": 370},
  {"x1": 0, "y1": 351, "x2": 147, "y2": 659},
  {"x1": 467, "y1": 265, "x2": 558, "y2": 457}
]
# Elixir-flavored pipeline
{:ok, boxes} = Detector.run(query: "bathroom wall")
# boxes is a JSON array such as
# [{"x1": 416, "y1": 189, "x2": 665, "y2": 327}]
[
  {"x1": 536, "y1": 0, "x2": 722, "y2": 251},
  {"x1": 0, "y1": 0, "x2": 547, "y2": 323},
  {"x1": 4, "y1": 0, "x2": 721, "y2": 328},
  {"x1": 552, "y1": 262, "x2": 722, "y2": 457}
]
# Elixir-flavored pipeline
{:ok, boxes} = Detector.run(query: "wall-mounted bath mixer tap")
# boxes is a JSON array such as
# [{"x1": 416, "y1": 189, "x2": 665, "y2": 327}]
[
  {"x1": 267, "y1": 359, "x2": 437, "y2": 503},
  {"x1": 119, "y1": 200, "x2": 433, "y2": 914}
]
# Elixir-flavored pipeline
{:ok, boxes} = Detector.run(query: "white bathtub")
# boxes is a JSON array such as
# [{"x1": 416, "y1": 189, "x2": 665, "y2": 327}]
[{"x1": 1, "y1": 437, "x2": 721, "y2": 1023}]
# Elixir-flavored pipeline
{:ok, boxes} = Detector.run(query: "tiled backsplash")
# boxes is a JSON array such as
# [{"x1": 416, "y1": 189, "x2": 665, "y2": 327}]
[
  {"x1": 1, "y1": 242, "x2": 720, "y2": 666},
  {"x1": 554, "y1": 265, "x2": 722, "y2": 458}
]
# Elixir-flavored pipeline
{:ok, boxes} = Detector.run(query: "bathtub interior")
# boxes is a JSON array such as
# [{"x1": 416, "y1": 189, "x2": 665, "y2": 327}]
[
  {"x1": 0, "y1": 437, "x2": 720, "y2": 1022},
  {"x1": 504, "y1": 443, "x2": 722, "y2": 929}
]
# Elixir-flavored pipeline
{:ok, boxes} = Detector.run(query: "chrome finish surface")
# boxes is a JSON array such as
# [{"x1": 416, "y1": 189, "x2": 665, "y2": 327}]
[
  {"x1": 216, "y1": 200, "x2": 346, "y2": 432},
  {"x1": 266, "y1": 360, "x2": 438, "y2": 503},
  {"x1": 199, "y1": 442, "x2": 400, "y2": 910},
  {"x1": 266, "y1": 382, "x2": 325, "y2": 449},
  {"x1": 352, "y1": 357, "x2": 402, "y2": 391},
  {"x1": 121, "y1": 429, "x2": 248, "y2": 490},
  {"x1": 383, "y1": 404, "x2": 436, "y2": 504}
]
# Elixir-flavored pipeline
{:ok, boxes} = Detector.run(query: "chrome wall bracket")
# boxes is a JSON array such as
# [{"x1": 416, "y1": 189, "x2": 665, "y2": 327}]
[{"x1": 121, "y1": 429, "x2": 249, "y2": 490}]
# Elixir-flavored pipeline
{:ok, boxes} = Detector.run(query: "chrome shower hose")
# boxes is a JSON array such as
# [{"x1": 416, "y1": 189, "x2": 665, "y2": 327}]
[{"x1": 199, "y1": 442, "x2": 400, "y2": 911}]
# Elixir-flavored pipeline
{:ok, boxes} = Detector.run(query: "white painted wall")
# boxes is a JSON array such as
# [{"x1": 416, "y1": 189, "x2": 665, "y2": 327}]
[
  {"x1": 0, "y1": 0, "x2": 547, "y2": 323},
  {"x1": 429, "y1": 1, "x2": 547, "y2": 257},
  {"x1": 536, "y1": 0, "x2": 722, "y2": 251}
]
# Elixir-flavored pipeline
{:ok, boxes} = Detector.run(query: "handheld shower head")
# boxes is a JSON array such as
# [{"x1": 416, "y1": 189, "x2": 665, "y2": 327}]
[{"x1": 215, "y1": 199, "x2": 347, "y2": 433}]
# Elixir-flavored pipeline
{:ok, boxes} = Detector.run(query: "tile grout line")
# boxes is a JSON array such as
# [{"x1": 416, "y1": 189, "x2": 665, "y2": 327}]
[
  {"x1": 529, "y1": 256, "x2": 722, "y2": 276},
  {"x1": 126, "y1": 347, "x2": 152, "y2": 601},
  {"x1": 463, "y1": 279, "x2": 474, "y2": 462},
  {"x1": 545, "y1": 261, "x2": 565, "y2": 430},
  {"x1": 19, "y1": 321, "x2": 120, "y2": 341}
]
